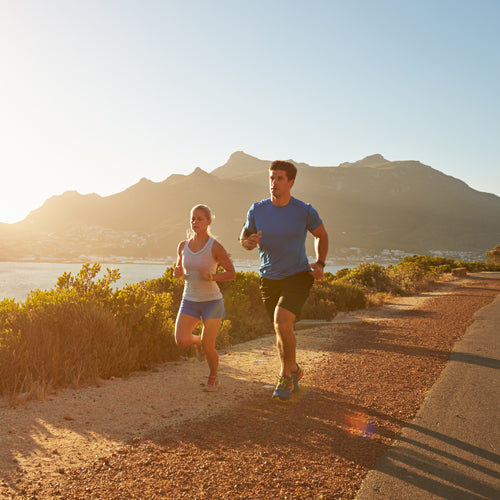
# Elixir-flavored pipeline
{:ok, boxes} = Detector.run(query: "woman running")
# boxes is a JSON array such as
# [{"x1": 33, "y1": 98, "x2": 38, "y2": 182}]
[{"x1": 174, "y1": 204, "x2": 235, "y2": 391}]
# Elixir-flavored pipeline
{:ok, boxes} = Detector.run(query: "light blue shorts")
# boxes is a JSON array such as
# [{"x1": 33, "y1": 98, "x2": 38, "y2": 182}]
[{"x1": 179, "y1": 298, "x2": 225, "y2": 320}]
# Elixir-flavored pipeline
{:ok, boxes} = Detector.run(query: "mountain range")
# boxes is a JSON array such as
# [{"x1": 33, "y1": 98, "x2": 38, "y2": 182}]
[{"x1": 1, "y1": 151, "x2": 499, "y2": 262}]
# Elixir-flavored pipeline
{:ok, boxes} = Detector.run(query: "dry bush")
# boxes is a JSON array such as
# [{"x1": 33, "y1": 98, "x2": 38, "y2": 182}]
[{"x1": 2, "y1": 255, "x2": 483, "y2": 399}]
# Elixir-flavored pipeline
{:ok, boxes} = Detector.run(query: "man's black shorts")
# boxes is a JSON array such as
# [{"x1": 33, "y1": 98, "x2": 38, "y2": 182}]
[{"x1": 259, "y1": 270, "x2": 314, "y2": 321}]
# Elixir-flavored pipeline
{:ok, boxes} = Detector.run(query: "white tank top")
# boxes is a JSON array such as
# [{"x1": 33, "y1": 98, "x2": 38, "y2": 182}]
[{"x1": 182, "y1": 237, "x2": 222, "y2": 302}]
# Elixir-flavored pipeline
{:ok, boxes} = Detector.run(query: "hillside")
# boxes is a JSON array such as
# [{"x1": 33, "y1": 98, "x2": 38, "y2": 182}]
[{"x1": 0, "y1": 152, "x2": 499, "y2": 262}]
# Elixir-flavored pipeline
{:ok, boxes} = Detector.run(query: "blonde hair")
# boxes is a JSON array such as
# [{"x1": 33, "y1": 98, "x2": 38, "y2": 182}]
[
  {"x1": 187, "y1": 204, "x2": 215, "y2": 238},
  {"x1": 191, "y1": 204, "x2": 212, "y2": 222}
]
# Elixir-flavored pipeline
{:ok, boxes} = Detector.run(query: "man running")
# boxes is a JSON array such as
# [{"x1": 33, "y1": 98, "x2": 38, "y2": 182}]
[{"x1": 240, "y1": 160, "x2": 328, "y2": 401}]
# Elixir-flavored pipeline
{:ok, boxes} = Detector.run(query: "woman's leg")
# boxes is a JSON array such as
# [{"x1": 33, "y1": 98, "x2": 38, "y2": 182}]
[
  {"x1": 201, "y1": 318, "x2": 222, "y2": 376},
  {"x1": 175, "y1": 313, "x2": 202, "y2": 348}
]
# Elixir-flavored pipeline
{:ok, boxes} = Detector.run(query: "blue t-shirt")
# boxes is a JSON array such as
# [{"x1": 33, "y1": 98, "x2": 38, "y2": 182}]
[{"x1": 245, "y1": 197, "x2": 322, "y2": 279}]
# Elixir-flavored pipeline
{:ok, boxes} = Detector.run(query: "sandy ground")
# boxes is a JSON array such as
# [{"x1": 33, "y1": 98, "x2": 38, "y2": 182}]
[
  {"x1": 1, "y1": 275, "x2": 498, "y2": 499},
  {"x1": 0, "y1": 281, "x2": 462, "y2": 482}
]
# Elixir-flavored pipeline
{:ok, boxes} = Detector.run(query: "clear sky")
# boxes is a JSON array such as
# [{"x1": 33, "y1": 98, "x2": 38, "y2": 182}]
[{"x1": 1, "y1": 0, "x2": 499, "y2": 224}]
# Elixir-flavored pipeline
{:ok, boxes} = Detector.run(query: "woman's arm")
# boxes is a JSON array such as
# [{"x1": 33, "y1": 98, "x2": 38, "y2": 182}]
[{"x1": 173, "y1": 241, "x2": 185, "y2": 279}]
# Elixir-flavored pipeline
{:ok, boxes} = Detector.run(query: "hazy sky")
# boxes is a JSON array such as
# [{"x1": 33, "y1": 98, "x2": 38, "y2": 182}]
[{"x1": 1, "y1": 0, "x2": 499, "y2": 223}]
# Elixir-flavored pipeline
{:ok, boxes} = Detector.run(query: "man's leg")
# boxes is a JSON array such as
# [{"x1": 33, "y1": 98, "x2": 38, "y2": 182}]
[
  {"x1": 274, "y1": 305, "x2": 298, "y2": 378},
  {"x1": 274, "y1": 272, "x2": 313, "y2": 394}
]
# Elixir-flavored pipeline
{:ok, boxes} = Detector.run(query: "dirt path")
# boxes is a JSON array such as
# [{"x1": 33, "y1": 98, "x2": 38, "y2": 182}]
[{"x1": 1, "y1": 276, "x2": 499, "y2": 499}]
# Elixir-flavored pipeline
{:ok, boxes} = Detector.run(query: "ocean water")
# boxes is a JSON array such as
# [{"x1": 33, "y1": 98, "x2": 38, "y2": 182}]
[
  {"x1": 0, "y1": 260, "x2": 348, "y2": 302},
  {"x1": 0, "y1": 262, "x2": 169, "y2": 302}
]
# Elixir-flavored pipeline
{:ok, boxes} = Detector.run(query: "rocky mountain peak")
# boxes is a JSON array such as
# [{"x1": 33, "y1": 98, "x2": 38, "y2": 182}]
[
  {"x1": 189, "y1": 167, "x2": 211, "y2": 177},
  {"x1": 340, "y1": 154, "x2": 389, "y2": 168}
]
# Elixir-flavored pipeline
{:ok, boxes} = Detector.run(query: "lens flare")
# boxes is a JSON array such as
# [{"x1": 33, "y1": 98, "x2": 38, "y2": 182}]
[{"x1": 345, "y1": 411, "x2": 377, "y2": 438}]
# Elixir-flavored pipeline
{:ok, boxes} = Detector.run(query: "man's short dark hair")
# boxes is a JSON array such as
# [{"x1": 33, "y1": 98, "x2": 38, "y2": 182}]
[{"x1": 270, "y1": 160, "x2": 297, "y2": 181}]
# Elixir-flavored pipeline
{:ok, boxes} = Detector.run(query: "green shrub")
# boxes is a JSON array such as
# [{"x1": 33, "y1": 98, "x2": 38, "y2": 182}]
[
  {"x1": 485, "y1": 245, "x2": 500, "y2": 266},
  {"x1": 337, "y1": 263, "x2": 392, "y2": 292},
  {"x1": 143, "y1": 267, "x2": 184, "y2": 315},
  {"x1": 327, "y1": 281, "x2": 367, "y2": 311},
  {"x1": 399, "y1": 255, "x2": 455, "y2": 273},
  {"x1": 455, "y1": 260, "x2": 500, "y2": 272},
  {"x1": 110, "y1": 284, "x2": 177, "y2": 368},
  {"x1": 0, "y1": 264, "x2": 181, "y2": 398},
  {"x1": 387, "y1": 261, "x2": 431, "y2": 294},
  {"x1": 302, "y1": 279, "x2": 337, "y2": 319},
  {"x1": 222, "y1": 272, "x2": 271, "y2": 342},
  {"x1": 215, "y1": 319, "x2": 234, "y2": 349},
  {"x1": 0, "y1": 299, "x2": 128, "y2": 395},
  {"x1": 2, "y1": 253, "x2": 492, "y2": 399},
  {"x1": 334, "y1": 268, "x2": 351, "y2": 280}
]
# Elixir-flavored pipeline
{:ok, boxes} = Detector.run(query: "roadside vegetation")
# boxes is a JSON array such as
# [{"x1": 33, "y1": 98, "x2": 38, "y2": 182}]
[{"x1": 0, "y1": 255, "x2": 498, "y2": 400}]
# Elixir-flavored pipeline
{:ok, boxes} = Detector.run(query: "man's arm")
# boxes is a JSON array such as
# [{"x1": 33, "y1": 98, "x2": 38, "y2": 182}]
[
  {"x1": 239, "y1": 227, "x2": 262, "y2": 251},
  {"x1": 309, "y1": 223, "x2": 328, "y2": 279}
]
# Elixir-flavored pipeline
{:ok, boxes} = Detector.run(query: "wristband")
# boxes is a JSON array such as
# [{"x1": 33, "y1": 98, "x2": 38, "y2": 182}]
[
  {"x1": 316, "y1": 260, "x2": 326, "y2": 268},
  {"x1": 208, "y1": 273, "x2": 213, "y2": 281}
]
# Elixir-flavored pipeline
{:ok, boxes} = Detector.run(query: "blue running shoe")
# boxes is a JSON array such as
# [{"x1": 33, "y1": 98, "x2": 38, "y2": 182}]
[
  {"x1": 291, "y1": 363, "x2": 303, "y2": 393},
  {"x1": 272, "y1": 376, "x2": 293, "y2": 402}
]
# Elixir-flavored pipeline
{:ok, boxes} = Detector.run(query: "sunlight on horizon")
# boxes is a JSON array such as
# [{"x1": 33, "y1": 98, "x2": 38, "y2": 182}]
[{"x1": 1, "y1": 0, "x2": 499, "y2": 223}]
